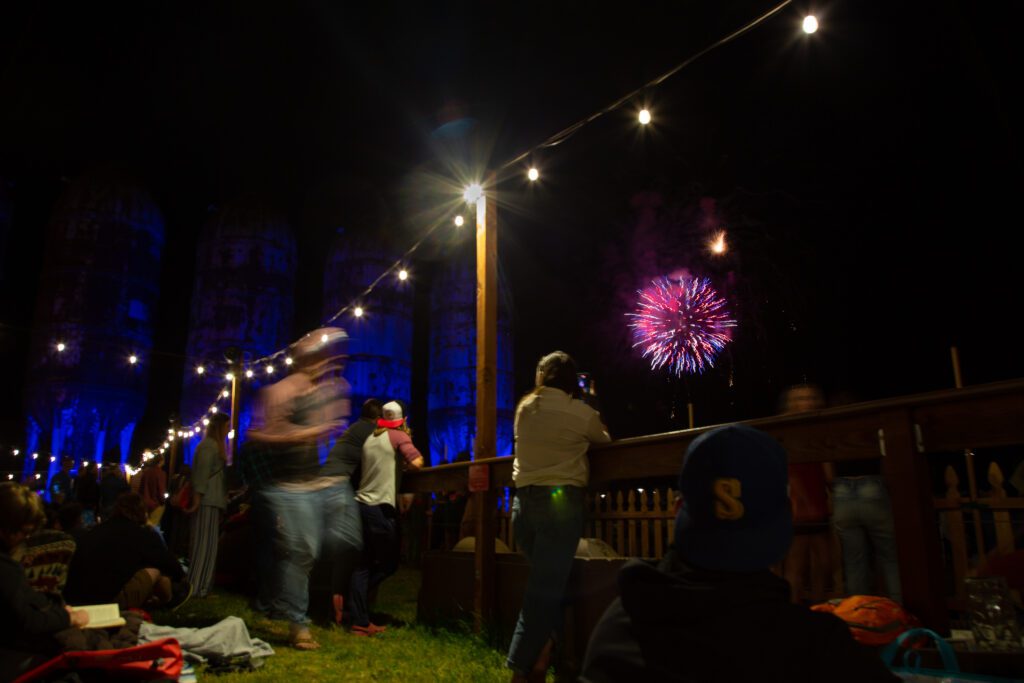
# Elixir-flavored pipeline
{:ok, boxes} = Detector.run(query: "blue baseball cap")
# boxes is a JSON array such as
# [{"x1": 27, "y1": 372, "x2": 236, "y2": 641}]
[{"x1": 675, "y1": 424, "x2": 793, "y2": 572}]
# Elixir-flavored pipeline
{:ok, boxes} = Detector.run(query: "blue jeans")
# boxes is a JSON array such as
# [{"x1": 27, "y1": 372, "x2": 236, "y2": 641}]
[
  {"x1": 349, "y1": 503, "x2": 399, "y2": 627},
  {"x1": 507, "y1": 485, "x2": 585, "y2": 675},
  {"x1": 832, "y1": 476, "x2": 903, "y2": 604},
  {"x1": 262, "y1": 479, "x2": 362, "y2": 626}
]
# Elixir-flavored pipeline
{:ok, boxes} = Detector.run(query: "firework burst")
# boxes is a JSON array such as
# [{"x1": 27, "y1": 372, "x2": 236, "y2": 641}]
[{"x1": 627, "y1": 276, "x2": 736, "y2": 375}]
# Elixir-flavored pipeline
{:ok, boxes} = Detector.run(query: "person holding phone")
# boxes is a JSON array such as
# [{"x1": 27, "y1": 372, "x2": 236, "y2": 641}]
[{"x1": 507, "y1": 351, "x2": 611, "y2": 681}]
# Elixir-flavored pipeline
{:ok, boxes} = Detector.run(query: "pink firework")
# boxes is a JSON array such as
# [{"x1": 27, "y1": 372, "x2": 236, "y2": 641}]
[{"x1": 627, "y1": 276, "x2": 736, "y2": 375}]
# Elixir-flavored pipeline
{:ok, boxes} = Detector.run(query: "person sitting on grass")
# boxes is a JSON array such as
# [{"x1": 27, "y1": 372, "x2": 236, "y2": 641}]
[
  {"x1": 1, "y1": 482, "x2": 90, "y2": 681},
  {"x1": 580, "y1": 424, "x2": 899, "y2": 683},
  {"x1": 64, "y1": 492, "x2": 191, "y2": 611}
]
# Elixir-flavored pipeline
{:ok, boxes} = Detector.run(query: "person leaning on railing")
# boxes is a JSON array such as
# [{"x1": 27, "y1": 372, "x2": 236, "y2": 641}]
[{"x1": 506, "y1": 350, "x2": 611, "y2": 682}]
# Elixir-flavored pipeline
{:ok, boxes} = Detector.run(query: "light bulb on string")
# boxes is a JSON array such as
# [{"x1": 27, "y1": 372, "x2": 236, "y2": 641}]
[
  {"x1": 454, "y1": 215, "x2": 464, "y2": 227},
  {"x1": 6, "y1": 474, "x2": 11, "y2": 480},
  {"x1": 56, "y1": 342, "x2": 66, "y2": 352},
  {"x1": 245, "y1": 369, "x2": 254, "y2": 379},
  {"x1": 709, "y1": 231, "x2": 727, "y2": 255},
  {"x1": 225, "y1": 372, "x2": 234, "y2": 381},
  {"x1": 196, "y1": 365, "x2": 205, "y2": 375},
  {"x1": 638, "y1": 109, "x2": 652, "y2": 125},
  {"x1": 354, "y1": 306, "x2": 364, "y2": 318},
  {"x1": 32, "y1": 453, "x2": 38, "y2": 460},
  {"x1": 49, "y1": 456, "x2": 55, "y2": 463},
  {"x1": 284, "y1": 357, "x2": 293, "y2": 366},
  {"x1": 203, "y1": 418, "x2": 210, "y2": 426},
  {"x1": 463, "y1": 183, "x2": 483, "y2": 205},
  {"x1": 128, "y1": 355, "x2": 138, "y2": 365},
  {"x1": 13, "y1": 449, "x2": 19, "y2": 456},
  {"x1": 398, "y1": 269, "x2": 408, "y2": 281},
  {"x1": 802, "y1": 15, "x2": 818, "y2": 33},
  {"x1": 527, "y1": 167, "x2": 540, "y2": 182},
  {"x1": 266, "y1": 365, "x2": 274, "y2": 374},
  {"x1": 210, "y1": 406, "x2": 218, "y2": 413},
  {"x1": 222, "y1": 390, "x2": 230, "y2": 399}
]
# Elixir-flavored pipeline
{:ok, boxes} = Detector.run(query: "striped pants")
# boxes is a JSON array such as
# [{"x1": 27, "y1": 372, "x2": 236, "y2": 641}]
[{"x1": 189, "y1": 506, "x2": 222, "y2": 597}]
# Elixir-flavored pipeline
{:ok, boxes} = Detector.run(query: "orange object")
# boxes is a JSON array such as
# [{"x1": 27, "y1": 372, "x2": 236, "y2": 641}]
[{"x1": 811, "y1": 595, "x2": 919, "y2": 646}]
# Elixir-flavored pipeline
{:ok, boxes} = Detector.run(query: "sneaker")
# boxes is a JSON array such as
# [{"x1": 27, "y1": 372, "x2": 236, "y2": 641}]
[
  {"x1": 169, "y1": 580, "x2": 194, "y2": 612},
  {"x1": 350, "y1": 623, "x2": 386, "y2": 637},
  {"x1": 331, "y1": 594, "x2": 344, "y2": 626}
]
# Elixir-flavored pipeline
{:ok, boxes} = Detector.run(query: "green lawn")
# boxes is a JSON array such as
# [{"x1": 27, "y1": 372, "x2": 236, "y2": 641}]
[{"x1": 152, "y1": 568, "x2": 513, "y2": 682}]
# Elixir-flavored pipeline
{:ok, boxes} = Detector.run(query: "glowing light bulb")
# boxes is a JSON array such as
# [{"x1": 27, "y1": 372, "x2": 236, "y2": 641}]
[
  {"x1": 32, "y1": 453, "x2": 38, "y2": 460},
  {"x1": 354, "y1": 306, "x2": 364, "y2": 318},
  {"x1": 398, "y1": 269, "x2": 408, "y2": 281},
  {"x1": 285, "y1": 357, "x2": 293, "y2": 366},
  {"x1": 222, "y1": 390, "x2": 230, "y2": 398},
  {"x1": 128, "y1": 355, "x2": 138, "y2": 365},
  {"x1": 225, "y1": 372, "x2": 234, "y2": 381},
  {"x1": 13, "y1": 449, "x2": 19, "y2": 456},
  {"x1": 6, "y1": 474, "x2": 11, "y2": 480},
  {"x1": 168, "y1": 428, "x2": 174, "y2": 435},
  {"x1": 35, "y1": 474, "x2": 41, "y2": 479},
  {"x1": 82, "y1": 461, "x2": 88, "y2": 467},
  {"x1": 803, "y1": 15, "x2": 818, "y2": 34},
  {"x1": 49, "y1": 456, "x2": 55, "y2": 463},
  {"x1": 463, "y1": 183, "x2": 483, "y2": 204},
  {"x1": 169, "y1": 434, "x2": 175, "y2": 441},
  {"x1": 454, "y1": 215, "x2": 464, "y2": 227},
  {"x1": 203, "y1": 418, "x2": 210, "y2": 426},
  {"x1": 227, "y1": 430, "x2": 235, "y2": 440},
  {"x1": 196, "y1": 365, "x2": 205, "y2": 375},
  {"x1": 245, "y1": 369, "x2": 254, "y2": 378},
  {"x1": 211, "y1": 406, "x2": 219, "y2": 413},
  {"x1": 638, "y1": 109, "x2": 652, "y2": 125},
  {"x1": 266, "y1": 365, "x2": 274, "y2": 374},
  {"x1": 56, "y1": 342, "x2": 66, "y2": 352},
  {"x1": 528, "y1": 167, "x2": 539, "y2": 182}
]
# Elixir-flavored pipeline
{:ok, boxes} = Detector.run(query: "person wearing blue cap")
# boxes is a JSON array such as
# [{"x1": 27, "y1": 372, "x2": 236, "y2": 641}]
[{"x1": 580, "y1": 424, "x2": 898, "y2": 682}]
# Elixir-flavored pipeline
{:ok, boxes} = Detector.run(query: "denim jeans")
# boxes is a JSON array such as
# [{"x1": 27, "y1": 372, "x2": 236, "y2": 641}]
[
  {"x1": 349, "y1": 503, "x2": 399, "y2": 627},
  {"x1": 262, "y1": 479, "x2": 362, "y2": 626},
  {"x1": 507, "y1": 485, "x2": 585, "y2": 675},
  {"x1": 832, "y1": 476, "x2": 903, "y2": 604}
]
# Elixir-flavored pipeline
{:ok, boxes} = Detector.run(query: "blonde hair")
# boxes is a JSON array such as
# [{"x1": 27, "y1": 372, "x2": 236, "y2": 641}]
[{"x1": 0, "y1": 482, "x2": 45, "y2": 537}]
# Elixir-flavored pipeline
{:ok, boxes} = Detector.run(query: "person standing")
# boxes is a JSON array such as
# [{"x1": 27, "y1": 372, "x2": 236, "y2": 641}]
[
  {"x1": 507, "y1": 351, "x2": 611, "y2": 681},
  {"x1": 349, "y1": 400, "x2": 423, "y2": 636},
  {"x1": 139, "y1": 453, "x2": 168, "y2": 527},
  {"x1": 73, "y1": 462, "x2": 99, "y2": 527},
  {"x1": 187, "y1": 412, "x2": 230, "y2": 598},
  {"x1": 98, "y1": 463, "x2": 129, "y2": 522},
  {"x1": 48, "y1": 457, "x2": 74, "y2": 505}
]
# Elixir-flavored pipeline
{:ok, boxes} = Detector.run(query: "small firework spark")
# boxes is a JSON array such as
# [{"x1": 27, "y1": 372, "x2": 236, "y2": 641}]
[{"x1": 627, "y1": 276, "x2": 736, "y2": 375}]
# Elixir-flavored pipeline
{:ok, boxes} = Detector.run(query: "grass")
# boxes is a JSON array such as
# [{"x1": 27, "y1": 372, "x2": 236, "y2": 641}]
[{"x1": 152, "y1": 568, "x2": 513, "y2": 682}]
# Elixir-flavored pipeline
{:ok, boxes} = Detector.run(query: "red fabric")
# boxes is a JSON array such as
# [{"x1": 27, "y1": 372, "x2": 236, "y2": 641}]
[
  {"x1": 14, "y1": 637, "x2": 182, "y2": 682},
  {"x1": 811, "y1": 596, "x2": 919, "y2": 646},
  {"x1": 788, "y1": 463, "x2": 829, "y2": 523},
  {"x1": 377, "y1": 417, "x2": 405, "y2": 429},
  {"x1": 138, "y1": 467, "x2": 167, "y2": 512}
]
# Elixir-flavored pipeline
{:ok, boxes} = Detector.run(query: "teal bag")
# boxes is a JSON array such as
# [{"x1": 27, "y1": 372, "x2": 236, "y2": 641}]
[{"x1": 881, "y1": 628, "x2": 1024, "y2": 682}]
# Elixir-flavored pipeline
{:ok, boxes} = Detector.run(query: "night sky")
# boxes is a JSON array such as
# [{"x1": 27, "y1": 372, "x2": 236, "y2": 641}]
[{"x1": 1, "y1": 1, "x2": 1021, "y2": 452}]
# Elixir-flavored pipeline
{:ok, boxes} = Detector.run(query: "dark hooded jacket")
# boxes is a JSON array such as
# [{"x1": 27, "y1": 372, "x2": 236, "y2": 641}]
[{"x1": 580, "y1": 551, "x2": 899, "y2": 682}]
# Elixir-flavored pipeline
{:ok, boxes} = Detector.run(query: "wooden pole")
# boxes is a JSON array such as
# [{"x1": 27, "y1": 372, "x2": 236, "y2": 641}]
[
  {"x1": 229, "y1": 360, "x2": 242, "y2": 466},
  {"x1": 687, "y1": 402, "x2": 695, "y2": 429},
  {"x1": 167, "y1": 416, "x2": 180, "y2": 480},
  {"x1": 952, "y1": 346, "x2": 985, "y2": 560},
  {"x1": 473, "y1": 174, "x2": 498, "y2": 633}
]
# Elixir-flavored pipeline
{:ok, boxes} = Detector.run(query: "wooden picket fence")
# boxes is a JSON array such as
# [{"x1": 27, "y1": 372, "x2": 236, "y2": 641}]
[{"x1": 934, "y1": 456, "x2": 1024, "y2": 607}]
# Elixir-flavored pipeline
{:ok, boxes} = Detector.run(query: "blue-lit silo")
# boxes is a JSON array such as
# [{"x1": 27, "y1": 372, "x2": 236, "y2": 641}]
[
  {"x1": 323, "y1": 230, "x2": 413, "y2": 427},
  {"x1": 180, "y1": 202, "x2": 296, "y2": 463},
  {"x1": 24, "y1": 170, "x2": 165, "y2": 477},
  {"x1": 428, "y1": 248, "x2": 514, "y2": 464}
]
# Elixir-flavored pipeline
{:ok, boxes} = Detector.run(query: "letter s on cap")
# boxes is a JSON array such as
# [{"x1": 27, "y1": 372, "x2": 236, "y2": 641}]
[{"x1": 714, "y1": 478, "x2": 744, "y2": 520}]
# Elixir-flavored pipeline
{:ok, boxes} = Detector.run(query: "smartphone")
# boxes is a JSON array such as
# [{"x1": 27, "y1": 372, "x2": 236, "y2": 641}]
[{"x1": 576, "y1": 372, "x2": 594, "y2": 397}]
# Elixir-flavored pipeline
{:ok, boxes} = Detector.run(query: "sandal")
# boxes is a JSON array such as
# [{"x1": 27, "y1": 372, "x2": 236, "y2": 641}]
[
  {"x1": 290, "y1": 626, "x2": 321, "y2": 651},
  {"x1": 350, "y1": 623, "x2": 386, "y2": 637}
]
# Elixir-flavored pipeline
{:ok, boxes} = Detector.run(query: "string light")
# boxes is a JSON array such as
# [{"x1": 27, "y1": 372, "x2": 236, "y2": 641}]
[
  {"x1": 265, "y1": 365, "x2": 274, "y2": 374},
  {"x1": 398, "y1": 269, "x2": 408, "y2": 281},
  {"x1": 227, "y1": 430, "x2": 235, "y2": 440},
  {"x1": 203, "y1": 418, "x2": 210, "y2": 426},
  {"x1": 225, "y1": 372, "x2": 234, "y2": 381},
  {"x1": 128, "y1": 354, "x2": 138, "y2": 365},
  {"x1": 82, "y1": 461, "x2": 88, "y2": 467},
  {"x1": 245, "y1": 369, "x2": 254, "y2": 379},
  {"x1": 35, "y1": 474, "x2": 41, "y2": 479},
  {"x1": 222, "y1": 390, "x2": 230, "y2": 398},
  {"x1": 32, "y1": 453, "x2": 38, "y2": 460},
  {"x1": 56, "y1": 342, "x2": 66, "y2": 352},
  {"x1": 169, "y1": 434, "x2": 175, "y2": 441},
  {"x1": 802, "y1": 15, "x2": 818, "y2": 33},
  {"x1": 138, "y1": 2, "x2": 794, "y2": 459},
  {"x1": 6, "y1": 474, "x2": 11, "y2": 480},
  {"x1": 196, "y1": 365, "x2": 205, "y2": 375},
  {"x1": 12, "y1": 449, "x2": 19, "y2": 456},
  {"x1": 210, "y1": 406, "x2": 218, "y2": 413},
  {"x1": 49, "y1": 456, "x2": 56, "y2": 463},
  {"x1": 168, "y1": 428, "x2": 174, "y2": 435},
  {"x1": 320, "y1": 333, "x2": 329, "y2": 343},
  {"x1": 709, "y1": 231, "x2": 727, "y2": 255}
]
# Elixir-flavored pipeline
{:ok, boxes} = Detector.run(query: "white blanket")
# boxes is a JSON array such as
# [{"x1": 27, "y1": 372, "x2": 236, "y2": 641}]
[{"x1": 140, "y1": 616, "x2": 275, "y2": 664}]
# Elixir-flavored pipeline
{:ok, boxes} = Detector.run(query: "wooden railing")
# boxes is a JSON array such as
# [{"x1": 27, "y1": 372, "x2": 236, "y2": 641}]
[{"x1": 403, "y1": 378, "x2": 1024, "y2": 631}]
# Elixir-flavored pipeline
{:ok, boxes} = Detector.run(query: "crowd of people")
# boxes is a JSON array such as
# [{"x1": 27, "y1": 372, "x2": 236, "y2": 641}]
[{"x1": 2, "y1": 338, "x2": 910, "y2": 681}]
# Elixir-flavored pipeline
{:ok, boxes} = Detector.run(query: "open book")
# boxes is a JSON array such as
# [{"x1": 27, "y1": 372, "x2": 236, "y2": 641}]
[{"x1": 69, "y1": 603, "x2": 127, "y2": 629}]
